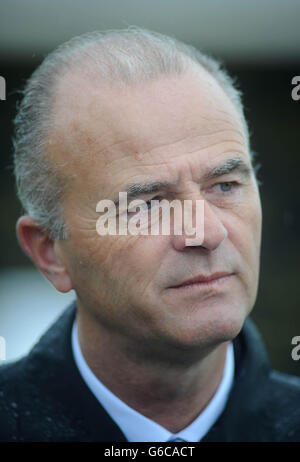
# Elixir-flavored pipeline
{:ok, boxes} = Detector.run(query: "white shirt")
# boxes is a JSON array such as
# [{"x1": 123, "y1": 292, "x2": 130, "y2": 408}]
[{"x1": 71, "y1": 320, "x2": 234, "y2": 442}]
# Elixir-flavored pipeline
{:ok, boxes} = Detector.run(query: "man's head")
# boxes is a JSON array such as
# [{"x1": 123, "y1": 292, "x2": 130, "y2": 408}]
[{"x1": 15, "y1": 28, "x2": 262, "y2": 361}]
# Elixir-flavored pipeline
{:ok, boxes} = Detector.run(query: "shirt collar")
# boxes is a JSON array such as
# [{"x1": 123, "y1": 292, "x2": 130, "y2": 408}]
[{"x1": 72, "y1": 319, "x2": 234, "y2": 442}]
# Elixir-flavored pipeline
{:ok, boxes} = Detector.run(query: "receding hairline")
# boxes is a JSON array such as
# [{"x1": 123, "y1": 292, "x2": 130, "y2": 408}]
[
  {"x1": 46, "y1": 29, "x2": 247, "y2": 133},
  {"x1": 48, "y1": 58, "x2": 247, "y2": 149},
  {"x1": 45, "y1": 63, "x2": 250, "y2": 204},
  {"x1": 13, "y1": 27, "x2": 252, "y2": 239},
  {"x1": 42, "y1": 29, "x2": 250, "y2": 170}
]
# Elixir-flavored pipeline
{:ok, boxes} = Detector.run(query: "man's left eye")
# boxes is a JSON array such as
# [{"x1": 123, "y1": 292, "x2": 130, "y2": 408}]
[{"x1": 218, "y1": 182, "x2": 235, "y2": 192}]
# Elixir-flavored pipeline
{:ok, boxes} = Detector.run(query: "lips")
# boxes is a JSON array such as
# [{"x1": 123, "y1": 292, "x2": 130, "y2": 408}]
[{"x1": 169, "y1": 272, "x2": 233, "y2": 289}]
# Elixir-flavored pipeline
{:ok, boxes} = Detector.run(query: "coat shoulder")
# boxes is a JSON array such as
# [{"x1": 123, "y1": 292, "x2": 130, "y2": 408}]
[
  {"x1": 264, "y1": 369, "x2": 300, "y2": 441},
  {"x1": 268, "y1": 369, "x2": 300, "y2": 405},
  {"x1": 0, "y1": 358, "x2": 27, "y2": 441}
]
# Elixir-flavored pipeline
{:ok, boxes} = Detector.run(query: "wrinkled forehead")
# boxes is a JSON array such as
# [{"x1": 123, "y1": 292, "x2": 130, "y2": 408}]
[{"x1": 46, "y1": 68, "x2": 248, "y2": 187}]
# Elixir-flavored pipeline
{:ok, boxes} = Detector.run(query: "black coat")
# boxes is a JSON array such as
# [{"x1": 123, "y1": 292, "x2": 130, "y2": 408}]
[{"x1": 0, "y1": 302, "x2": 299, "y2": 442}]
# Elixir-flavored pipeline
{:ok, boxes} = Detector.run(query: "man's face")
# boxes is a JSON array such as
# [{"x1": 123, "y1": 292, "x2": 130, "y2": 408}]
[{"x1": 50, "y1": 69, "x2": 262, "y2": 352}]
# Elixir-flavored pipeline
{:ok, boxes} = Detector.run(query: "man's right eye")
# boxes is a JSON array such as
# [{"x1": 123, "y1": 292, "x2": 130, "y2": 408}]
[
  {"x1": 145, "y1": 199, "x2": 153, "y2": 210},
  {"x1": 144, "y1": 197, "x2": 164, "y2": 210},
  {"x1": 127, "y1": 197, "x2": 161, "y2": 214}
]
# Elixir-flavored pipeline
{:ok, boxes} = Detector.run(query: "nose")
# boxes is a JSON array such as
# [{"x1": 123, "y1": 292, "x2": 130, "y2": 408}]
[{"x1": 172, "y1": 200, "x2": 228, "y2": 252}]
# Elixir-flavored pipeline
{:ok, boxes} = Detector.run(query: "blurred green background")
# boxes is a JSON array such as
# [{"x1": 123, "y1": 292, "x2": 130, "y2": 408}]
[{"x1": 0, "y1": 1, "x2": 299, "y2": 375}]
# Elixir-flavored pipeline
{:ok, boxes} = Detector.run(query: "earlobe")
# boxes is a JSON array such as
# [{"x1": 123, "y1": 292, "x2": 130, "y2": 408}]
[{"x1": 16, "y1": 215, "x2": 73, "y2": 293}]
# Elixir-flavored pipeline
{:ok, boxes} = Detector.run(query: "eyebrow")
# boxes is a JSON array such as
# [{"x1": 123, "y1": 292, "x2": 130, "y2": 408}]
[
  {"x1": 202, "y1": 157, "x2": 252, "y2": 181},
  {"x1": 113, "y1": 181, "x2": 173, "y2": 207},
  {"x1": 113, "y1": 156, "x2": 252, "y2": 206}
]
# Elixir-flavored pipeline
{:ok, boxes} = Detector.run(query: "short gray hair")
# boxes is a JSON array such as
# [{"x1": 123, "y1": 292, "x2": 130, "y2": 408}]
[{"x1": 13, "y1": 26, "x2": 250, "y2": 240}]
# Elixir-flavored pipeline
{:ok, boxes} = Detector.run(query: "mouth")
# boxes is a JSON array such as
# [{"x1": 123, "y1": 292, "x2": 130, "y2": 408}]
[{"x1": 168, "y1": 272, "x2": 234, "y2": 290}]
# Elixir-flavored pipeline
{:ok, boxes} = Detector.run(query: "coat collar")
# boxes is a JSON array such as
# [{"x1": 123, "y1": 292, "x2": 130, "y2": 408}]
[
  {"x1": 24, "y1": 301, "x2": 127, "y2": 441},
  {"x1": 24, "y1": 301, "x2": 271, "y2": 442},
  {"x1": 202, "y1": 313, "x2": 271, "y2": 441}
]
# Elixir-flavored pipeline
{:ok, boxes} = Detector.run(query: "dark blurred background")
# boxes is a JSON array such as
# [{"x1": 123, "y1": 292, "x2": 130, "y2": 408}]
[{"x1": 0, "y1": 0, "x2": 299, "y2": 375}]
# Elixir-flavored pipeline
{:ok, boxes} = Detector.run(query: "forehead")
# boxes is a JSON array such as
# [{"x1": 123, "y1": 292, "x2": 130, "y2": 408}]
[{"x1": 48, "y1": 69, "x2": 247, "y2": 190}]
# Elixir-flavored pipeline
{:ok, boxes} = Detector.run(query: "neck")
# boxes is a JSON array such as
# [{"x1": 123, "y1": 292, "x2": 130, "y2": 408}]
[{"x1": 76, "y1": 309, "x2": 229, "y2": 433}]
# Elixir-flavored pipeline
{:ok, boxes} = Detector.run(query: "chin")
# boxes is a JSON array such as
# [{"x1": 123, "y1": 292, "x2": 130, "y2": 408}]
[{"x1": 160, "y1": 298, "x2": 250, "y2": 351}]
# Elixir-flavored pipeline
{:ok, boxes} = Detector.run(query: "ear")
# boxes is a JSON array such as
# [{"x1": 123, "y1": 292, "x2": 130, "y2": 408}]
[{"x1": 16, "y1": 215, "x2": 73, "y2": 293}]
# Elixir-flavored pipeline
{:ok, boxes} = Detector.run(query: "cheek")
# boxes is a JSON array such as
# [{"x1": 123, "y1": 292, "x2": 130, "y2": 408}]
[
  {"x1": 69, "y1": 229, "x2": 169, "y2": 295},
  {"x1": 225, "y1": 197, "x2": 262, "y2": 269},
  {"x1": 109, "y1": 235, "x2": 170, "y2": 292},
  {"x1": 221, "y1": 202, "x2": 262, "y2": 313},
  {"x1": 246, "y1": 195, "x2": 263, "y2": 256}
]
